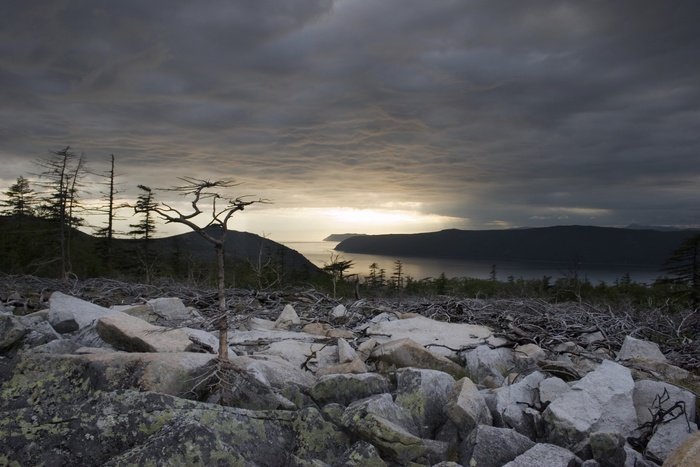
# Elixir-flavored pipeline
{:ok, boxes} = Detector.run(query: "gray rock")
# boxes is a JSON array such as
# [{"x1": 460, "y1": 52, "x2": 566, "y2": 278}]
[
  {"x1": 275, "y1": 303, "x2": 301, "y2": 329},
  {"x1": 331, "y1": 304, "x2": 348, "y2": 319},
  {"x1": 366, "y1": 315, "x2": 505, "y2": 359},
  {"x1": 310, "y1": 372, "x2": 391, "y2": 406},
  {"x1": 462, "y1": 345, "x2": 514, "y2": 388},
  {"x1": 96, "y1": 312, "x2": 193, "y2": 352},
  {"x1": 146, "y1": 297, "x2": 192, "y2": 321},
  {"x1": 617, "y1": 336, "x2": 666, "y2": 363},
  {"x1": 48, "y1": 292, "x2": 116, "y2": 333},
  {"x1": 491, "y1": 371, "x2": 546, "y2": 439},
  {"x1": 539, "y1": 376, "x2": 571, "y2": 404},
  {"x1": 504, "y1": 443, "x2": 581, "y2": 467},
  {"x1": 589, "y1": 431, "x2": 626, "y2": 467},
  {"x1": 256, "y1": 339, "x2": 339, "y2": 373},
  {"x1": 337, "y1": 337, "x2": 356, "y2": 363},
  {"x1": 444, "y1": 377, "x2": 493, "y2": 436},
  {"x1": 371, "y1": 338, "x2": 466, "y2": 378},
  {"x1": 645, "y1": 419, "x2": 698, "y2": 464},
  {"x1": 0, "y1": 314, "x2": 28, "y2": 352},
  {"x1": 340, "y1": 394, "x2": 424, "y2": 463},
  {"x1": 27, "y1": 338, "x2": 82, "y2": 354},
  {"x1": 395, "y1": 368, "x2": 455, "y2": 438},
  {"x1": 459, "y1": 425, "x2": 535, "y2": 467},
  {"x1": 543, "y1": 360, "x2": 637, "y2": 448},
  {"x1": 633, "y1": 379, "x2": 697, "y2": 427}
]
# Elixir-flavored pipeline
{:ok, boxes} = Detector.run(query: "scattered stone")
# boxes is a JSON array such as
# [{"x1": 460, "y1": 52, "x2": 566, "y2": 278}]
[
  {"x1": 589, "y1": 431, "x2": 626, "y2": 467},
  {"x1": 275, "y1": 304, "x2": 301, "y2": 329},
  {"x1": 315, "y1": 358, "x2": 369, "y2": 376},
  {"x1": 462, "y1": 345, "x2": 514, "y2": 388},
  {"x1": 491, "y1": 371, "x2": 546, "y2": 439},
  {"x1": 0, "y1": 314, "x2": 28, "y2": 352},
  {"x1": 357, "y1": 338, "x2": 377, "y2": 361},
  {"x1": 337, "y1": 337, "x2": 357, "y2": 363},
  {"x1": 504, "y1": 442, "x2": 582, "y2": 467},
  {"x1": 48, "y1": 291, "x2": 117, "y2": 333},
  {"x1": 617, "y1": 336, "x2": 667, "y2": 363},
  {"x1": 459, "y1": 425, "x2": 535, "y2": 467},
  {"x1": 331, "y1": 304, "x2": 348, "y2": 319},
  {"x1": 539, "y1": 376, "x2": 571, "y2": 404}
]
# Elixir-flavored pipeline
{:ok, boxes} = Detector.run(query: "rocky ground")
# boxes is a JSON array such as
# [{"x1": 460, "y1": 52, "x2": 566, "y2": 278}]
[{"x1": 1, "y1": 274, "x2": 699, "y2": 466}]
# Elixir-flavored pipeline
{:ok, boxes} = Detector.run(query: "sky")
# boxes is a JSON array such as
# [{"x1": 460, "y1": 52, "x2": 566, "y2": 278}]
[{"x1": 1, "y1": 0, "x2": 699, "y2": 243}]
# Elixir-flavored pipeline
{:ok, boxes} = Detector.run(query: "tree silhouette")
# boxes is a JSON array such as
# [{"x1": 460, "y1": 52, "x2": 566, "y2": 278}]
[
  {"x1": 150, "y1": 177, "x2": 269, "y2": 404},
  {"x1": 662, "y1": 233, "x2": 700, "y2": 309}
]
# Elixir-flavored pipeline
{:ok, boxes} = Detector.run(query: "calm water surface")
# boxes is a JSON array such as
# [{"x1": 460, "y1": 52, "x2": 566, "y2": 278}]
[{"x1": 282, "y1": 241, "x2": 665, "y2": 285}]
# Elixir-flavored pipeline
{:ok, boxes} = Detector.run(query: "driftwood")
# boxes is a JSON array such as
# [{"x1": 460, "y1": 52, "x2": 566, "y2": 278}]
[{"x1": 1, "y1": 273, "x2": 697, "y2": 373}]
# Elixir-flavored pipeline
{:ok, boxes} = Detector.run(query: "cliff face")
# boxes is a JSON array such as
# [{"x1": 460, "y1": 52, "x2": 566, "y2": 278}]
[{"x1": 335, "y1": 225, "x2": 698, "y2": 267}]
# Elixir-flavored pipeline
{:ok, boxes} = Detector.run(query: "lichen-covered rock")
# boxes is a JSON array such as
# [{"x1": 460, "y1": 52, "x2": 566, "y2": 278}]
[
  {"x1": 340, "y1": 394, "x2": 424, "y2": 463},
  {"x1": 458, "y1": 424, "x2": 535, "y2": 467},
  {"x1": 589, "y1": 431, "x2": 626, "y2": 467},
  {"x1": 334, "y1": 441, "x2": 387, "y2": 466},
  {"x1": 444, "y1": 377, "x2": 492, "y2": 436},
  {"x1": 310, "y1": 372, "x2": 391, "y2": 406},
  {"x1": 1, "y1": 389, "x2": 302, "y2": 466},
  {"x1": 291, "y1": 407, "x2": 351, "y2": 463},
  {"x1": 395, "y1": 368, "x2": 455, "y2": 438}
]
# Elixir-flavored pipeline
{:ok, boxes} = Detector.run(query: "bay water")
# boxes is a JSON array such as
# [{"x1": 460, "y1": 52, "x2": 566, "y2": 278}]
[{"x1": 282, "y1": 241, "x2": 665, "y2": 285}]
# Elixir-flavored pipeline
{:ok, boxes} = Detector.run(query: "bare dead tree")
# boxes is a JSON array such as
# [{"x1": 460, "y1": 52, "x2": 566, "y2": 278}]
[{"x1": 152, "y1": 177, "x2": 270, "y2": 361}]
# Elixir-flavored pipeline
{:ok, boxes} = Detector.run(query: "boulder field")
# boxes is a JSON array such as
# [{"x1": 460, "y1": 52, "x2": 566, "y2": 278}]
[{"x1": 1, "y1": 291, "x2": 699, "y2": 466}]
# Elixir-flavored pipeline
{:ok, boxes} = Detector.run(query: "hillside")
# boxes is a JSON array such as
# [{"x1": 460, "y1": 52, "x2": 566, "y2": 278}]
[
  {"x1": 0, "y1": 215, "x2": 322, "y2": 281},
  {"x1": 334, "y1": 225, "x2": 698, "y2": 267}
]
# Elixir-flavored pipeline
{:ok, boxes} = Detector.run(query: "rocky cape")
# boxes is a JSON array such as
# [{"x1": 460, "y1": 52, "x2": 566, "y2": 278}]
[
  {"x1": 333, "y1": 225, "x2": 698, "y2": 267},
  {"x1": 1, "y1": 278, "x2": 700, "y2": 466}
]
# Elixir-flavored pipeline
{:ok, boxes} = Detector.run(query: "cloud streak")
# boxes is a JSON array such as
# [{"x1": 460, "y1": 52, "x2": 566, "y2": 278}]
[{"x1": 1, "y1": 0, "x2": 699, "y2": 239}]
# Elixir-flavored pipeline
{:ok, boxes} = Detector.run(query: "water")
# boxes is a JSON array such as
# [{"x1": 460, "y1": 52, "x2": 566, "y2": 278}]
[{"x1": 281, "y1": 241, "x2": 665, "y2": 285}]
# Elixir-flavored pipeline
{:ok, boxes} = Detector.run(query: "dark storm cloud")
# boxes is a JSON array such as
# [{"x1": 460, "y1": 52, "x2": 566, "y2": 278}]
[{"x1": 1, "y1": 0, "x2": 699, "y2": 231}]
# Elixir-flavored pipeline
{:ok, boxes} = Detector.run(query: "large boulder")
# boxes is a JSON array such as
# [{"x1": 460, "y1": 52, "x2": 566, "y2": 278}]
[
  {"x1": 340, "y1": 394, "x2": 424, "y2": 463},
  {"x1": 310, "y1": 372, "x2": 391, "y2": 406},
  {"x1": 395, "y1": 368, "x2": 455, "y2": 438},
  {"x1": 462, "y1": 345, "x2": 515, "y2": 388},
  {"x1": 365, "y1": 315, "x2": 505, "y2": 359},
  {"x1": 444, "y1": 377, "x2": 493, "y2": 436},
  {"x1": 371, "y1": 338, "x2": 466, "y2": 378},
  {"x1": 96, "y1": 312, "x2": 194, "y2": 352},
  {"x1": 543, "y1": 359, "x2": 638, "y2": 449},
  {"x1": 0, "y1": 389, "x2": 347, "y2": 466},
  {"x1": 48, "y1": 292, "x2": 116, "y2": 334},
  {"x1": 490, "y1": 371, "x2": 547, "y2": 439},
  {"x1": 617, "y1": 336, "x2": 667, "y2": 363}
]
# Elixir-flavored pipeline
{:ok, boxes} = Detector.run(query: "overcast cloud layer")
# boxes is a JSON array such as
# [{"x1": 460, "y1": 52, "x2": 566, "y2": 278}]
[{"x1": 1, "y1": 0, "x2": 699, "y2": 239}]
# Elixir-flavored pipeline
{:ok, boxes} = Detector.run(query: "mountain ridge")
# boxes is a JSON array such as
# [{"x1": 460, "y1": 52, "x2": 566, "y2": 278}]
[{"x1": 334, "y1": 225, "x2": 698, "y2": 267}]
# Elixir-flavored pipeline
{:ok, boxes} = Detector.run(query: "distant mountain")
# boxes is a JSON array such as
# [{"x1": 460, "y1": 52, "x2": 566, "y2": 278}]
[
  {"x1": 334, "y1": 225, "x2": 698, "y2": 267},
  {"x1": 624, "y1": 224, "x2": 687, "y2": 232},
  {"x1": 323, "y1": 233, "x2": 366, "y2": 242}
]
